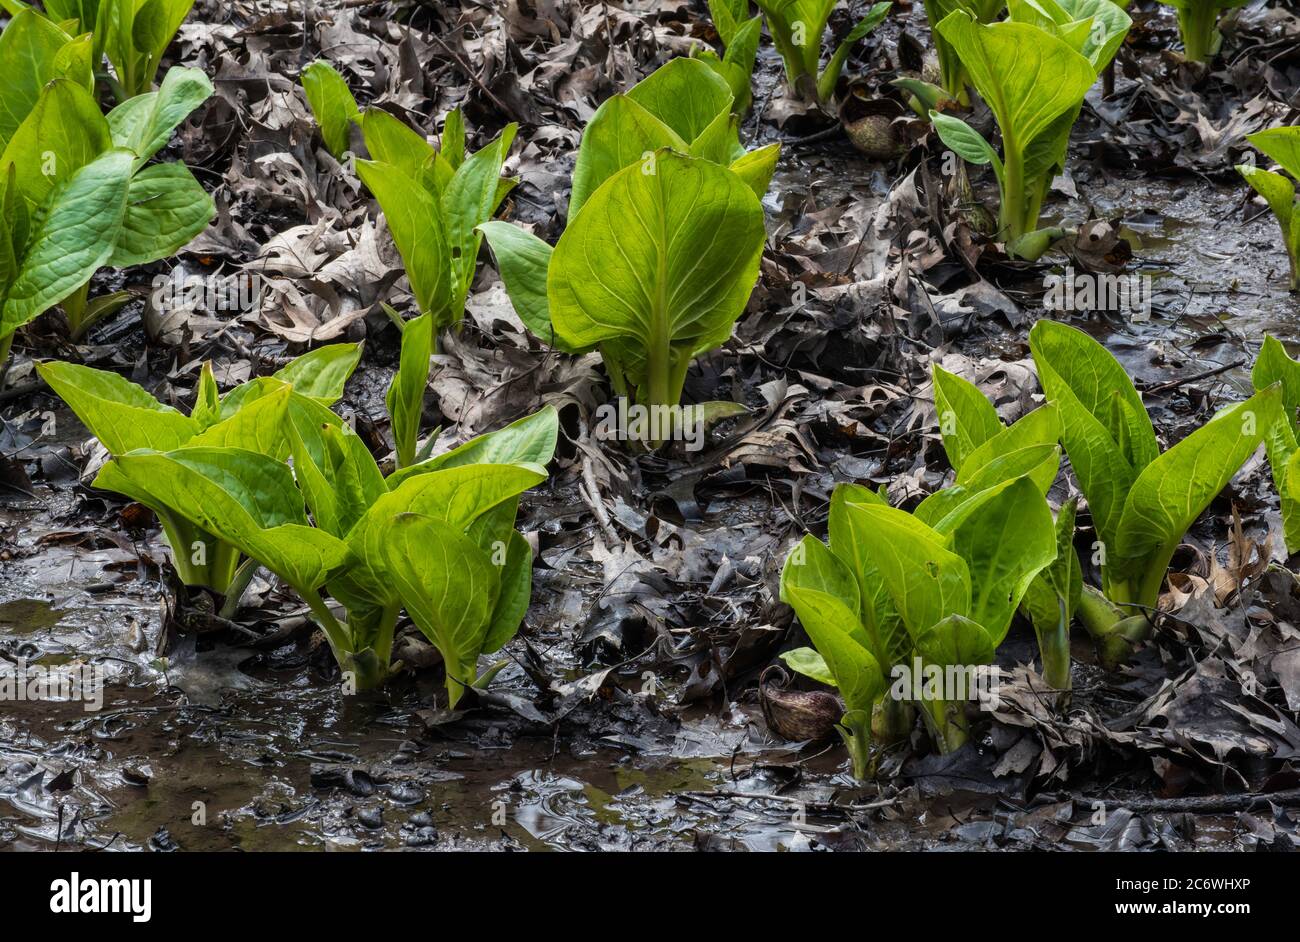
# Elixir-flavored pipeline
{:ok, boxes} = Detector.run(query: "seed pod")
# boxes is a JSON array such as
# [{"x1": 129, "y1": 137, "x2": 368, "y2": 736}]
[
  {"x1": 760, "y1": 666, "x2": 843, "y2": 743},
  {"x1": 920, "y1": 56, "x2": 943, "y2": 89},
  {"x1": 840, "y1": 95, "x2": 907, "y2": 160}
]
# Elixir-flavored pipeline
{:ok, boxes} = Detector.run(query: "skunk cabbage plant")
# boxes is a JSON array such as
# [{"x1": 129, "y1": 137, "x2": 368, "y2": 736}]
[
  {"x1": 930, "y1": 7, "x2": 1129, "y2": 260},
  {"x1": 43, "y1": 334, "x2": 558, "y2": 698},
  {"x1": 320, "y1": 406, "x2": 556, "y2": 699},
  {"x1": 0, "y1": 66, "x2": 214, "y2": 361},
  {"x1": 300, "y1": 60, "x2": 518, "y2": 335},
  {"x1": 1029, "y1": 320, "x2": 1280, "y2": 668},
  {"x1": 480, "y1": 60, "x2": 773, "y2": 442},
  {"x1": 1237, "y1": 126, "x2": 1300, "y2": 292},
  {"x1": 931, "y1": 364, "x2": 1080, "y2": 696},
  {"x1": 484, "y1": 151, "x2": 765, "y2": 438},
  {"x1": 1251, "y1": 335, "x2": 1300, "y2": 554},
  {"x1": 357, "y1": 116, "x2": 516, "y2": 335},
  {"x1": 781, "y1": 475, "x2": 1057, "y2": 776},
  {"x1": 4, "y1": 0, "x2": 198, "y2": 100},
  {"x1": 39, "y1": 343, "x2": 362, "y2": 592},
  {"x1": 1162, "y1": 0, "x2": 1249, "y2": 63},
  {"x1": 698, "y1": 0, "x2": 762, "y2": 114},
  {"x1": 755, "y1": 0, "x2": 892, "y2": 104},
  {"x1": 922, "y1": 0, "x2": 1006, "y2": 106},
  {"x1": 98, "y1": 409, "x2": 555, "y2": 699}
]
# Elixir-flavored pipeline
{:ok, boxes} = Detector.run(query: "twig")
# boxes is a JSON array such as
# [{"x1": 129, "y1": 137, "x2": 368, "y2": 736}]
[
  {"x1": 580, "y1": 455, "x2": 620, "y2": 545},
  {"x1": 1083, "y1": 786, "x2": 1300, "y2": 815},
  {"x1": 782, "y1": 124, "x2": 844, "y2": 147},
  {"x1": 428, "y1": 33, "x2": 514, "y2": 120},
  {"x1": 1143, "y1": 359, "x2": 1246, "y2": 397},
  {"x1": 682, "y1": 789, "x2": 897, "y2": 815}
]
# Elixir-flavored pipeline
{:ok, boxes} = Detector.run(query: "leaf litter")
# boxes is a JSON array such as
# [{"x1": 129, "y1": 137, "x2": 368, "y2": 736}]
[{"x1": 0, "y1": 0, "x2": 1299, "y2": 851}]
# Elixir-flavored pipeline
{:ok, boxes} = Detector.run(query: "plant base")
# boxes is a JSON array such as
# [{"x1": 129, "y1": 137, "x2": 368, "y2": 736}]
[
  {"x1": 872, "y1": 697, "x2": 914, "y2": 744},
  {"x1": 1077, "y1": 585, "x2": 1154, "y2": 670}
]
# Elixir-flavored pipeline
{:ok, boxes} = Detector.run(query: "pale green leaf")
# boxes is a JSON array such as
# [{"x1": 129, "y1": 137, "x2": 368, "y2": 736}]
[
  {"x1": 780, "y1": 646, "x2": 837, "y2": 686},
  {"x1": 285, "y1": 394, "x2": 384, "y2": 538},
  {"x1": 780, "y1": 534, "x2": 871, "y2": 650},
  {"x1": 358, "y1": 107, "x2": 438, "y2": 192},
  {"x1": 481, "y1": 529, "x2": 533, "y2": 654},
  {"x1": 272, "y1": 342, "x2": 363, "y2": 403},
  {"x1": 107, "y1": 162, "x2": 213, "y2": 267},
  {"x1": 1252, "y1": 335, "x2": 1300, "y2": 553},
  {"x1": 727, "y1": 142, "x2": 780, "y2": 200},
  {"x1": 1113, "y1": 384, "x2": 1280, "y2": 587},
  {"x1": 1247, "y1": 125, "x2": 1300, "y2": 181},
  {"x1": 131, "y1": 0, "x2": 194, "y2": 72},
  {"x1": 915, "y1": 445, "x2": 1060, "y2": 529},
  {"x1": 478, "y1": 220, "x2": 577, "y2": 350},
  {"x1": 914, "y1": 613, "x2": 996, "y2": 667},
  {"x1": 107, "y1": 65, "x2": 212, "y2": 165},
  {"x1": 36, "y1": 359, "x2": 199, "y2": 453},
  {"x1": 1237, "y1": 165, "x2": 1294, "y2": 238},
  {"x1": 935, "y1": 14, "x2": 1098, "y2": 158},
  {"x1": 548, "y1": 151, "x2": 765, "y2": 398},
  {"x1": 443, "y1": 123, "x2": 517, "y2": 315},
  {"x1": 381, "y1": 512, "x2": 500, "y2": 707},
  {"x1": 184, "y1": 382, "x2": 290, "y2": 456},
  {"x1": 408, "y1": 404, "x2": 559, "y2": 476},
  {"x1": 1021, "y1": 497, "x2": 1082, "y2": 642},
  {"x1": 782, "y1": 584, "x2": 884, "y2": 716},
  {"x1": 300, "y1": 60, "x2": 359, "y2": 159},
  {"x1": 356, "y1": 159, "x2": 451, "y2": 322},
  {"x1": 341, "y1": 462, "x2": 548, "y2": 609},
  {"x1": 625, "y1": 56, "x2": 733, "y2": 145},
  {"x1": 945, "y1": 475, "x2": 1057, "y2": 644},
  {"x1": 1029, "y1": 319, "x2": 1158, "y2": 547},
  {"x1": 385, "y1": 310, "x2": 433, "y2": 469},
  {"x1": 932, "y1": 363, "x2": 1003, "y2": 471},
  {"x1": 931, "y1": 112, "x2": 1003, "y2": 183},
  {"x1": 0, "y1": 9, "x2": 74, "y2": 150},
  {"x1": 0, "y1": 148, "x2": 133, "y2": 336},
  {"x1": 958, "y1": 403, "x2": 1061, "y2": 484},
  {"x1": 97, "y1": 446, "x2": 348, "y2": 592},
  {"x1": 0, "y1": 77, "x2": 111, "y2": 206},
  {"x1": 569, "y1": 95, "x2": 686, "y2": 223},
  {"x1": 844, "y1": 500, "x2": 972, "y2": 644}
]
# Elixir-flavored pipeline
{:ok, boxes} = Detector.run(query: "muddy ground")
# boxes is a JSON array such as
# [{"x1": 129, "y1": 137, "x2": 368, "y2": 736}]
[{"x1": 2, "y1": 0, "x2": 1300, "y2": 851}]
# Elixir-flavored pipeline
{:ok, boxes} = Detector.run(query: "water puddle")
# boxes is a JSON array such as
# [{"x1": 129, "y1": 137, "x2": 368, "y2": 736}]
[
  {"x1": 1062, "y1": 173, "x2": 1300, "y2": 395},
  {"x1": 0, "y1": 599, "x2": 63, "y2": 635}
]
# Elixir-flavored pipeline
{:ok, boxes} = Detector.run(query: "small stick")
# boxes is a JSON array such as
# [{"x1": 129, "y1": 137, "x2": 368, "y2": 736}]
[
  {"x1": 682, "y1": 789, "x2": 896, "y2": 814},
  {"x1": 1144, "y1": 359, "x2": 1246, "y2": 397},
  {"x1": 428, "y1": 33, "x2": 514, "y2": 120},
  {"x1": 1082, "y1": 786, "x2": 1300, "y2": 815},
  {"x1": 782, "y1": 124, "x2": 844, "y2": 147},
  {"x1": 581, "y1": 455, "x2": 620, "y2": 545}
]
